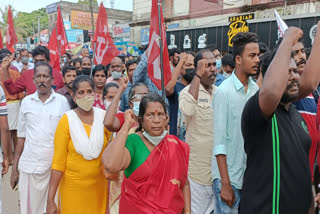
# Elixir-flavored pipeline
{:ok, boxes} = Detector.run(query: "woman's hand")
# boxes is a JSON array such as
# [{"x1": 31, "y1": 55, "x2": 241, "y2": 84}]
[
  {"x1": 46, "y1": 200, "x2": 58, "y2": 214},
  {"x1": 124, "y1": 109, "x2": 135, "y2": 129}
]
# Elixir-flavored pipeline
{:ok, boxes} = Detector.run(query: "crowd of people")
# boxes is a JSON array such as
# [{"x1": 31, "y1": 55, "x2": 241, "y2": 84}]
[{"x1": 0, "y1": 22, "x2": 320, "y2": 214}]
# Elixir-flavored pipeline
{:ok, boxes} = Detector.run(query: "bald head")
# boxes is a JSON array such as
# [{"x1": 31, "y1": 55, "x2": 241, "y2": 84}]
[
  {"x1": 110, "y1": 57, "x2": 123, "y2": 72},
  {"x1": 81, "y1": 57, "x2": 92, "y2": 69}
]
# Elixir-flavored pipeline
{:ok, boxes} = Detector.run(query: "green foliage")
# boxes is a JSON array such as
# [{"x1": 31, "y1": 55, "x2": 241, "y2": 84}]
[
  {"x1": 78, "y1": 0, "x2": 98, "y2": 7},
  {"x1": 0, "y1": 6, "x2": 48, "y2": 43}
]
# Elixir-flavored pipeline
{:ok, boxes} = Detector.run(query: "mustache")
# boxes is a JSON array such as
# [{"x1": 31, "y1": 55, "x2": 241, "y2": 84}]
[
  {"x1": 297, "y1": 59, "x2": 306, "y2": 66},
  {"x1": 209, "y1": 72, "x2": 217, "y2": 78},
  {"x1": 38, "y1": 83, "x2": 47, "y2": 88},
  {"x1": 287, "y1": 80, "x2": 300, "y2": 89}
]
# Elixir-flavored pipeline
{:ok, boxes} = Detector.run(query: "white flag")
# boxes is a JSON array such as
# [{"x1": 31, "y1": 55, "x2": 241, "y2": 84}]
[{"x1": 275, "y1": 10, "x2": 288, "y2": 38}]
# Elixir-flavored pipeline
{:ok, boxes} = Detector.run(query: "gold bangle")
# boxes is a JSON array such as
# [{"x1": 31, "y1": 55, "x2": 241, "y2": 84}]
[{"x1": 184, "y1": 212, "x2": 191, "y2": 214}]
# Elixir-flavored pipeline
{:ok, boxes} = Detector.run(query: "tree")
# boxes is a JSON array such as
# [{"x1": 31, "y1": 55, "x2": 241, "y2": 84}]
[
  {"x1": 78, "y1": 0, "x2": 99, "y2": 7},
  {"x1": 0, "y1": 6, "x2": 48, "y2": 43}
]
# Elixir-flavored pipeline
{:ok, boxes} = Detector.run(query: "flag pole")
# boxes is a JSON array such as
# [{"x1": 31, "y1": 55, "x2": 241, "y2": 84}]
[
  {"x1": 55, "y1": 25, "x2": 62, "y2": 71},
  {"x1": 90, "y1": 41, "x2": 96, "y2": 78},
  {"x1": 90, "y1": 0, "x2": 95, "y2": 77},
  {"x1": 157, "y1": 0, "x2": 165, "y2": 100}
]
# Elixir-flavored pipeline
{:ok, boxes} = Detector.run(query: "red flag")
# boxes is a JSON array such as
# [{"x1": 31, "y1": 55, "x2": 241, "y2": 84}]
[
  {"x1": 0, "y1": 31, "x2": 3, "y2": 49},
  {"x1": 93, "y1": 3, "x2": 119, "y2": 65},
  {"x1": 48, "y1": 28, "x2": 60, "y2": 71},
  {"x1": 6, "y1": 5, "x2": 17, "y2": 53},
  {"x1": 56, "y1": 6, "x2": 68, "y2": 55},
  {"x1": 147, "y1": 0, "x2": 171, "y2": 90}
]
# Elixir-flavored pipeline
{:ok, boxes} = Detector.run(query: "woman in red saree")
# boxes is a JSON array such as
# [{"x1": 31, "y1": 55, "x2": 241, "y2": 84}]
[{"x1": 102, "y1": 94, "x2": 191, "y2": 214}]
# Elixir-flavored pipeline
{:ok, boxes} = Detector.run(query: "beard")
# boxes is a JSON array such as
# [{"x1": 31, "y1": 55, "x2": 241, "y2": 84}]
[{"x1": 280, "y1": 81, "x2": 300, "y2": 104}]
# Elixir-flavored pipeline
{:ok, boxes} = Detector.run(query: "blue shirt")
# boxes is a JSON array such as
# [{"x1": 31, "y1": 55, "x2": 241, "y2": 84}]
[
  {"x1": 168, "y1": 81, "x2": 186, "y2": 137},
  {"x1": 132, "y1": 53, "x2": 169, "y2": 106},
  {"x1": 215, "y1": 73, "x2": 226, "y2": 86},
  {"x1": 120, "y1": 81, "x2": 133, "y2": 112},
  {"x1": 212, "y1": 72, "x2": 259, "y2": 189}
]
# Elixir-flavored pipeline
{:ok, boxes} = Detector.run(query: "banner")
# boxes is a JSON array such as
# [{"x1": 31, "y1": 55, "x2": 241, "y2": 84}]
[
  {"x1": 71, "y1": 11, "x2": 98, "y2": 31},
  {"x1": 113, "y1": 23, "x2": 130, "y2": 38},
  {"x1": 228, "y1": 14, "x2": 253, "y2": 47}
]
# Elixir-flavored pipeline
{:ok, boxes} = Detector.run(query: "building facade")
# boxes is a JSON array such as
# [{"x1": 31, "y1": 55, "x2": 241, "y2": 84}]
[
  {"x1": 131, "y1": 0, "x2": 320, "y2": 51},
  {"x1": 46, "y1": 1, "x2": 132, "y2": 42}
]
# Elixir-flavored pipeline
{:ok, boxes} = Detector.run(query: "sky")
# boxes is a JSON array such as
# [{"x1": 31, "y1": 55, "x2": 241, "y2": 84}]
[{"x1": 0, "y1": 0, "x2": 133, "y2": 14}]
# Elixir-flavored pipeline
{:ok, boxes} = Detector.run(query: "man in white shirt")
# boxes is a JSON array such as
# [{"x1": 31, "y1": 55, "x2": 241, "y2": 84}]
[
  {"x1": 10, "y1": 62, "x2": 70, "y2": 214},
  {"x1": 15, "y1": 49, "x2": 34, "y2": 73}
]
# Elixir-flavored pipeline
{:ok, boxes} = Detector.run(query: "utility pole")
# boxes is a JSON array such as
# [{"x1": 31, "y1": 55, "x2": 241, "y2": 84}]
[
  {"x1": 89, "y1": 0, "x2": 96, "y2": 76},
  {"x1": 90, "y1": 0, "x2": 95, "y2": 37},
  {"x1": 157, "y1": 0, "x2": 165, "y2": 100},
  {"x1": 37, "y1": 16, "x2": 40, "y2": 45}
]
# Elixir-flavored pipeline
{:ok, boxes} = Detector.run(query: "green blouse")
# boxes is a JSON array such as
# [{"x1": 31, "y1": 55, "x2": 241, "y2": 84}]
[{"x1": 125, "y1": 134, "x2": 151, "y2": 178}]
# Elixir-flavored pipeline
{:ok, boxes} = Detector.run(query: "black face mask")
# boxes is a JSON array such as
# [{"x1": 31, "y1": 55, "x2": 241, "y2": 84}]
[
  {"x1": 82, "y1": 67, "x2": 91, "y2": 76},
  {"x1": 76, "y1": 70, "x2": 82, "y2": 76},
  {"x1": 183, "y1": 68, "x2": 196, "y2": 83}
]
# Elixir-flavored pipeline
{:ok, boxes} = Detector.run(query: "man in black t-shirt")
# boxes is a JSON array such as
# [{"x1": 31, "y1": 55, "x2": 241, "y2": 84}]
[{"x1": 240, "y1": 24, "x2": 320, "y2": 214}]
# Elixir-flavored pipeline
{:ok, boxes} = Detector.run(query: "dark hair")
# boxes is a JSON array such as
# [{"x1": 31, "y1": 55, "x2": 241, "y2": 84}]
[
  {"x1": 103, "y1": 82, "x2": 119, "y2": 98},
  {"x1": 259, "y1": 42, "x2": 269, "y2": 55},
  {"x1": 32, "y1": 46, "x2": 50, "y2": 61},
  {"x1": 128, "y1": 83, "x2": 148, "y2": 103},
  {"x1": 0, "y1": 53, "x2": 10, "y2": 61},
  {"x1": 74, "y1": 58, "x2": 82, "y2": 66},
  {"x1": 221, "y1": 54, "x2": 235, "y2": 68},
  {"x1": 259, "y1": 51, "x2": 273, "y2": 78},
  {"x1": 19, "y1": 48, "x2": 28, "y2": 54},
  {"x1": 92, "y1": 64, "x2": 107, "y2": 77},
  {"x1": 136, "y1": 93, "x2": 167, "y2": 132},
  {"x1": 194, "y1": 49, "x2": 212, "y2": 68},
  {"x1": 72, "y1": 75, "x2": 95, "y2": 94},
  {"x1": 34, "y1": 62, "x2": 53, "y2": 76},
  {"x1": 232, "y1": 32, "x2": 258, "y2": 60},
  {"x1": 305, "y1": 47, "x2": 311, "y2": 59},
  {"x1": 65, "y1": 53, "x2": 71, "y2": 59},
  {"x1": 169, "y1": 48, "x2": 181, "y2": 57},
  {"x1": 126, "y1": 59, "x2": 137, "y2": 71},
  {"x1": 0, "y1": 48, "x2": 11, "y2": 55},
  {"x1": 62, "y1": 65, "x2": 76, "y2": 77}
]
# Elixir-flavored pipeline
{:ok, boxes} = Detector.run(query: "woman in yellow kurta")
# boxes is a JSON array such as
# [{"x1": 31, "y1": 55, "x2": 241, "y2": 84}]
[{"x1": 46, "y1": 75, "x2": 112, "y2": 214}]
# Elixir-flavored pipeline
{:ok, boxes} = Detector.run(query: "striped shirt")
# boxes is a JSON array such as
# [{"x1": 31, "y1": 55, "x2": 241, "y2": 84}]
[{"x1": 0, "y1": 85, "x2": 7, "y2": 116}]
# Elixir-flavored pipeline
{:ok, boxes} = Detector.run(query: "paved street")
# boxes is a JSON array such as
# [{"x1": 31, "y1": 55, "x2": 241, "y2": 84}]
[{"x1": 2, "y1": 167, "x2": 20, "y2": 214}]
